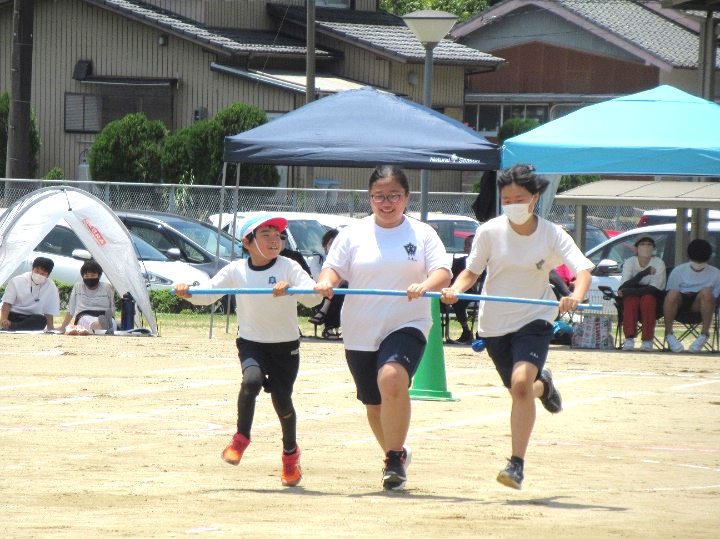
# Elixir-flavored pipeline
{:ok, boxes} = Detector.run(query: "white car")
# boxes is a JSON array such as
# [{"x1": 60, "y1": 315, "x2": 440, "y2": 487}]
[
  {"x1": 208, "y1": 211, "x2": 338, "y2": 278},
  {"x1": 638, "y1": 208, "x2": 720, "y2": 227},
  {"x1": 8, "y1": 221, "x2": 210, "y2": 289},
  {"x1": 584, "y1": 222, "x2": 720, "y2": 314}
]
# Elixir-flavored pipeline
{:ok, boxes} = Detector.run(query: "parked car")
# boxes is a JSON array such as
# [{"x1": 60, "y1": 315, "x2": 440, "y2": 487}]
[
  {"x1": 208, "y1": 212, "x2": 336, "y2": 278},
  {"x1": 7, "y1": 221, "x2": 210, "y2": 289},
  {"x1": 556, "y1": 222, "x2": 611, "y2": 252},
  {"x1": 407, "y1": 213, "x2": 480, "y2": 255},
  {"x1": 638, "y1": 208, "x2": 720, "y2": 227},
  {"x1": 115, "y1": 210, "x2": 243, "y2": 278},
  {"x1": 584, "y1": 222, "x2": 720, "y2": 313}
]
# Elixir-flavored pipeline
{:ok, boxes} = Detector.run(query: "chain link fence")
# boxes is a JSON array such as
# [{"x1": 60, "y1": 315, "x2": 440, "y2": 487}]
[{"x1": 1, "y1": 179, "x2": 648, "y2": 233}]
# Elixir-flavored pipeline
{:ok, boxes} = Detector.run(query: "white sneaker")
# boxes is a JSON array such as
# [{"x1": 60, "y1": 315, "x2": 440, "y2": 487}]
[
  {"x1": 665, "y1": 335, "x2": 684, "y2": 353},
  {"x1": 689, "y1": 334, "x2": 709, "y2": 352},
  {"x1": 622, "y1": 338, "x2": 635, "y2": 351},
  {"x1": 640, "y1": 340, "x2": 654, "y2": 352}
]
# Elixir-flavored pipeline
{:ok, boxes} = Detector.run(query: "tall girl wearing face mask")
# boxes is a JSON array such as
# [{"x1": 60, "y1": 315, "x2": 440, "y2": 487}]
[
  {"x1": 618, "y1": 235, "x2": 666, "y2": 352},
  {"x1": 441, "y1": 163, "x2": 594, "y2": 491}
]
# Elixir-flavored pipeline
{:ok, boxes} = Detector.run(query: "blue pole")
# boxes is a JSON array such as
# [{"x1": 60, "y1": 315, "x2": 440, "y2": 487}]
[{"x1": 173, "y1": 287, "x2": 602, "y2": 310}]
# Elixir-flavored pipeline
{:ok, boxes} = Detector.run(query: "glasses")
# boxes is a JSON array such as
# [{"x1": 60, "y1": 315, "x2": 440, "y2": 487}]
[{"x1": 370, "y1": 193, "x2": 403, "y2": 204}]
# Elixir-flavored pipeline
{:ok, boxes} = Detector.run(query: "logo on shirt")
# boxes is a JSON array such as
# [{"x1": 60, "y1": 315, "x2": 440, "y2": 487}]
[
  {"x1": 535, "y1": 258, "x2": 545, "y2": 270},
  {"x1": 404, "y1": 242, "x2": 417, "y2": 261},
  {"x1": 268, "y1": 276, "x2": 277, "y2": 285}
]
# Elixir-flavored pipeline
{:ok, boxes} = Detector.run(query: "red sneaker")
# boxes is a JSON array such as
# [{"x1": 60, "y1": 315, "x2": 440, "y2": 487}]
[
  {"x1": 281, "y1": 446, "x2": 302, "y2": 486},
  {"x1": 221, "y1": 433, "x2": 250, "y2": 465}
]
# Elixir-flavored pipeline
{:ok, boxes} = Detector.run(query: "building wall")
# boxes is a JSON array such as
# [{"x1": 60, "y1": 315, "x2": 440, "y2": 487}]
[
  {"x1": 0, "y1": 0, "x2": 470, "y2": 192},
  {"x1": 0, "y1": 0, "x2": 297, "y2": 180},
  {"x1": 461, "y1": 5, "x2": 641, "y2": 63},
  {"x1": 467, "y1": 41, "x2": 658, "y2": 95}
]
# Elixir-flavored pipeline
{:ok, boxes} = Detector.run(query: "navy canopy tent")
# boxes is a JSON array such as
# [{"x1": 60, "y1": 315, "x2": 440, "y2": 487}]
[
  {"x1": 502, "y1": 85, "x2": 720, "y2": 176},
  {"x1": 223, "y1": 86, "x2": 500, "y2": 170}
]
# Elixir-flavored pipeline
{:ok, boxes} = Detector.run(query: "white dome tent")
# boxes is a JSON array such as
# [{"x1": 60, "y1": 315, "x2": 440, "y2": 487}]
[{"x1": 0, "y1": 186, "x2": 157, "y2": 335}]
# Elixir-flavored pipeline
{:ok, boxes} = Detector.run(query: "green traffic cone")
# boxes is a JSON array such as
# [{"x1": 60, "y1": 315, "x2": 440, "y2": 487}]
[{"x1": 410, "y1": 298, "x2": 458, "y2": 401}]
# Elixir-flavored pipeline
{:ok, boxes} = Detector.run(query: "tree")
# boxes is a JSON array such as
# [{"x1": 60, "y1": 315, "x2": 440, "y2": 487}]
[
  {"x1": 0, "y1": 90, "x2": 41, "y2": 178},
  {"x1": 89, "y1": 113, "x2": 168, "y2": 182},
  {"x1": 380, "y1": 0, "x2": 490, "y2": 23},
  {"x1": 161, "y1": 102, "x2": 278, "y2": 187}
]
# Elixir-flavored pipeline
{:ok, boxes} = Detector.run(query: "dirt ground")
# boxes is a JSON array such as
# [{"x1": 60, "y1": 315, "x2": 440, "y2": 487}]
[{"x1": 1, "y1": 324, "x2": 718, "y2": 538}]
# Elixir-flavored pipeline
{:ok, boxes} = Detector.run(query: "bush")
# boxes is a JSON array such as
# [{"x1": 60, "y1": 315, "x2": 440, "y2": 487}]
[
  {"x1": 89, "y1": 113, "x2": 168, "y2": 182},
  {"x1": 496, "y1": 116, "x2": 540, "y2": 145},
  {"x1": 44, "y1": 167, "x2": 65, "y2": 180},
  {"x1": 0, "y1": 90, "x2": 41, "y2": 178}
]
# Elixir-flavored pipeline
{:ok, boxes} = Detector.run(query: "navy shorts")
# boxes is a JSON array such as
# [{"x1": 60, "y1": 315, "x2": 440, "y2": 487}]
[
  {"x1": 483, "y1": 319, "x2": 553, "y2": 389},
  {"x1": 680, "y1": 292, "x2": 699, "y2": 312},
  {"x1": 236, "y1": 338, "x2": 300, "y2": 395},
  {"x1": 345, "y1": 327, "x2": 427, "y2": 405}
]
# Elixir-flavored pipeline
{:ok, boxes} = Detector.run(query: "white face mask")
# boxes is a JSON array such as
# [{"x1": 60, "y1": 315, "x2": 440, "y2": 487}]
[
  {"x1": 31, "y1": 273, "x2": 47, "y2": 285},
  {"x1": 637, "y1": 245, "x2": 653, "y2": 258},
  {"x1": 690, "y1": 261, "x2": 707, "y2": 271},
  {"x1": 502, "y1": 203, "x2": 533, "y2": 225}
]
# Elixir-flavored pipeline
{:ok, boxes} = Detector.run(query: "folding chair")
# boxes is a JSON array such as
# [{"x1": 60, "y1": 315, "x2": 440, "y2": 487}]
[
  {"x1": 598, "y1": 285, "x2": 664, "y2": 350},
  {"x1": 665, "y1": 296, "x2": 720, "y2": 352}
]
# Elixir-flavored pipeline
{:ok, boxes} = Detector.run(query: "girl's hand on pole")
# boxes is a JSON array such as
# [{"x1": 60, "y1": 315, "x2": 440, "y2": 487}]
[
  {"x1": 174, "y1": 283, "x2": 192, "y2": 298},
  {"x1": 559, "y1": 295, "x2": 580, "y2": 314},
  {"x1": 273, "y1": 282, "x2": 290, "y2": 297},
  {"x1": 406, "y1": 283, "x2": 426, "y2": 301},
  {"x1": 440, "y1": 287, "x2": 459, "y2": 305},
  {"x1": 314, "y1": 281, "x2": 334, "y2": 299}
]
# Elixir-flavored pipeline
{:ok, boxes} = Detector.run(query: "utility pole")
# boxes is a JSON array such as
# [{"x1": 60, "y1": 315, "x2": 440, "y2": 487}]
[
  {"x1": 5, "y1": 0, "x2": 34, "y2": 179},
  {"x1": 304, "y1": 0, "x2": 315, "y2": 198}
]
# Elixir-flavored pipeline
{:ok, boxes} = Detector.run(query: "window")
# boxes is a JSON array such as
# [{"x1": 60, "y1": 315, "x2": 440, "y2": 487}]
[
  {"x1": 65, "y1": 94, "x2": 102, "y2": 133},
  {"x1": 64, "y1": 87, "x2": 173, "y2": 133},
  {"x1": 463, "y1": 103, "x2": 549, "y2": 137},
  {"x1": 315, "y1": 0, "x2": 350, "y2": 7}
]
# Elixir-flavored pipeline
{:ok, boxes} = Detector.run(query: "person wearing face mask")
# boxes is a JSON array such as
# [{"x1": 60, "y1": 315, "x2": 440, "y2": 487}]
[
  {"x1": 663, "y1": 238, "x2": 720, "y2": 353},
  {"x1": 441, "y1": 163, "x2": 594, "y2": 491},
  {"x1": 618, "y1": 235, "x2": 666, "y2": 352},
  {"x1": 0, "y1": 257, "x2": 60, "y2": 331},
  {"x1": 58, "y1": 260, "x2": 117, "y2": 335}
]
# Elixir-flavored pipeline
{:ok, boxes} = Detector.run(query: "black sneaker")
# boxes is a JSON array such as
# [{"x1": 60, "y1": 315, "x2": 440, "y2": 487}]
[
  {"x1": 455, "y1": 329, "x2": 473, "y2": 344},
  {"x1": 497, "y1": 459, "x2": 524, "y2": 490},
  {"x1": 539, "y1": 368, "x2": 563, "y2": 413},
  {"x1": 382, "y1": 450, "x2": 407, "y2": 491}
]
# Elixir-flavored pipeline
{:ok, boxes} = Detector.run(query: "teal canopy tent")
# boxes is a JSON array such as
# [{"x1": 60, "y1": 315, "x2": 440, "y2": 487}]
[{"x1": 502, "y1": 85, "x2": 720, "y2": 176}]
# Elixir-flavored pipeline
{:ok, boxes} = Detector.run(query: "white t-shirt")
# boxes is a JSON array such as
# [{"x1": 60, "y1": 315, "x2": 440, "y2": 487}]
[
  {"x1": 187, "y1": 255, "x2": 320, "y2": 343},
  {"x1": 67, "y1": 282, "x2": 116, "y2": 316},
  {"x1": 666, "y1": 262, "x2": 720, "y2": 297},
  {"x1": 466, "y1": 215, "x2": 595, "y2": 337},
  {"x1": 1, "y1": 272, "x2": 60, "y2": 316},
  {"x1": 323, "y1": 215, "x2": 450, "y2": 351},
  {"x1": 620, "y1": 256, "x2": 666, "y2": 290}
]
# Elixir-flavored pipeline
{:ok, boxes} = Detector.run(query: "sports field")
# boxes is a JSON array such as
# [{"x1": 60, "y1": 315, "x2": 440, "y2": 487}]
[{"x1": 1, "y1": 320, "x2": 718, "y2": 538}]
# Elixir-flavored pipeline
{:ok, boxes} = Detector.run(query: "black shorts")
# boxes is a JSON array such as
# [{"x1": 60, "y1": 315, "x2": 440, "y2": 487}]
[
  {"x1": 483, "y1": 320, "x2": 553, "y2": 389},
  {"x1": 345, "y1": 327, "x2": 427, "y2": 406},
  {"x1": 680, "y1": 292, "x2": 699, "y2": 312},
  {"x1": 236, "y1": 338, "x2": 300, "y2": 395}
]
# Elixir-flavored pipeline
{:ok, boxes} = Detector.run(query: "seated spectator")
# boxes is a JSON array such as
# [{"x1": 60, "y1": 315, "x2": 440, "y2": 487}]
[
  {"x1": 618, "y1": 234, "x2": 666, "y2": 352},
  {"x1": 309, "y1": 228, "x2": 345, "y2": 339},
  {"x1": 663, "y1": 239, "x2": 720, "y2": 353},
  {"x1": 0, "y1": 257, "x2": 60, "y2": 331},
  {"x1": 448, "y1": 234, "x2": 478, "y2": 344},
  {"x1": 59, "y1": 260, "x2": 118, "y2": 334}
]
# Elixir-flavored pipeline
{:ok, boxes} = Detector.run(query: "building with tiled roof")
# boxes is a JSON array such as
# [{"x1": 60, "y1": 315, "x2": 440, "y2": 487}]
[
  {"x1": 0, "y1": 0, "x2": 504, "y2": 190},
  {"x1": 451, "y1": 0, "x2": 719, "y2": 140}
]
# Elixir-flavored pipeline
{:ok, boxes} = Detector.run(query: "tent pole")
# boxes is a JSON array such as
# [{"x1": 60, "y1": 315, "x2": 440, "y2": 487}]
[
  {"x1": 226, "y1": 163, "x2": 241, "y2": 333},
  {"x1": 210, "y1": 162, "x2": 229, "y2": 339}
]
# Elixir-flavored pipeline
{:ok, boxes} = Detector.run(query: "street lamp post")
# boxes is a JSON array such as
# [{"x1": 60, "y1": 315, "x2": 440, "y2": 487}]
[{"x1": 403, "y1": 10, "x2": 458, "y2": 223}]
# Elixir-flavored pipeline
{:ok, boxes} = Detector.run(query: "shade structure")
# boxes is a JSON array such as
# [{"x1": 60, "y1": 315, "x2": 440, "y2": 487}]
[
  {"x1": 502, "y1": 85, "x2": 720, "y2": 176},
  {"x1": 223, "y1": 86, "x2": 499, "y2": 170}
]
